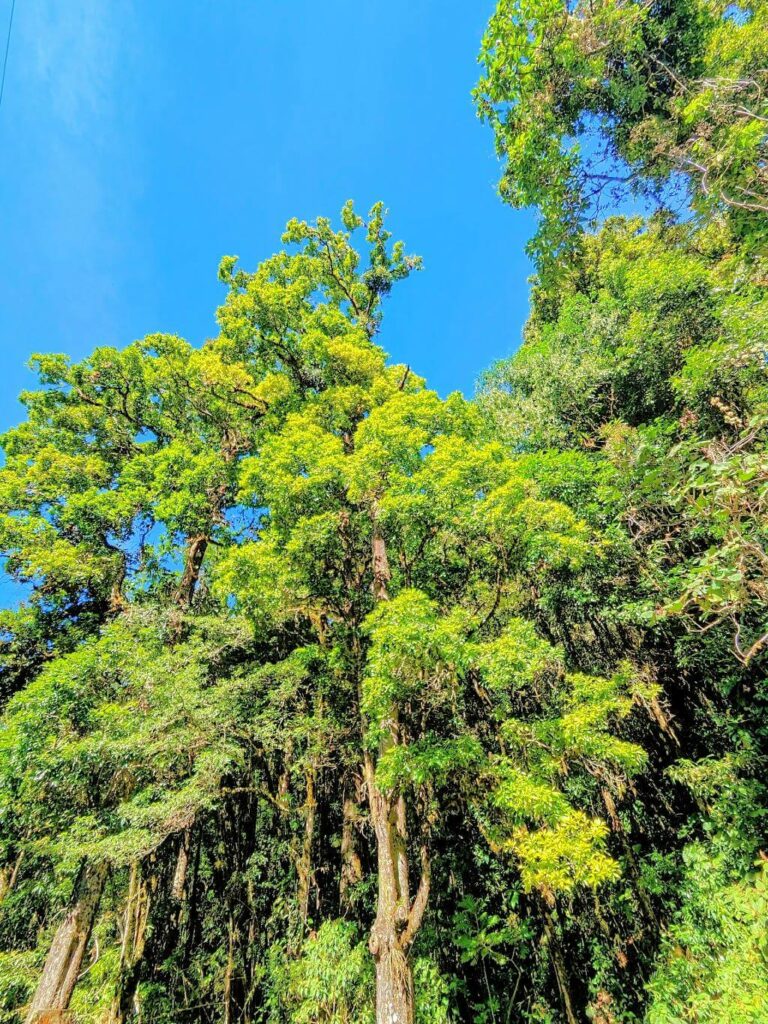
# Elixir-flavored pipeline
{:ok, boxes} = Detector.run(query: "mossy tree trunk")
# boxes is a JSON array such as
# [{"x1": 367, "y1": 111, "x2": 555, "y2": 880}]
[{"x1": 26, "y1": 861, "x2": 108, "y2": 1024}]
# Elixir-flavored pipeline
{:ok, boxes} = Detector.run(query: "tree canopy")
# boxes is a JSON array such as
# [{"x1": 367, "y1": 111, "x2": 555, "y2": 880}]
[{"x1": 1, "y1": 3, "x2": 767, "y2": 1023}]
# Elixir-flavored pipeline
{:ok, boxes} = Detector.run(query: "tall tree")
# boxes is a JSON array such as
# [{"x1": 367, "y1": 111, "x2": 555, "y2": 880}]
[{"x1": 214, "y1": 204, "x2": 649, "y2": 1022}]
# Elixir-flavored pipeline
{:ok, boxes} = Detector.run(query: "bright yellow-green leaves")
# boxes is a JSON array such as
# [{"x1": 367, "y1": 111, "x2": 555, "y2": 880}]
[
  {"x1": 477, "y1": 621, "x2": 554, "y2": 698},
  {"x1": 241, "y1": 417, "x2": 346, "y2": 525},
  {"x1": 510, "y1": 812, "x2": 620, "y2": 895},
  {"x1": 0, "y1": 335, "x2": 253, "y2": 616},
  {"x1": 216, "y1": 200, "x2": 421, "y2": 386},
  {"x1": 362, "y1": 590, "x2": 646, "y2": 896},
  {"x1": 0, "y1": 201, "x2": 661, "y2": 1024},
  {"x1": 210, "y1": 208, "x2": 646, "y2": 905}
]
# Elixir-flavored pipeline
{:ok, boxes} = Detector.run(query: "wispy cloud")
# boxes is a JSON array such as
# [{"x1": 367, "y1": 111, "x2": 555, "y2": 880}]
[
  {"x1": 19, "y1": 0, "x2": 129, "y2": 130},
  {"x1": 3, "y1": 0, "x2": 146, "y2": 346}
]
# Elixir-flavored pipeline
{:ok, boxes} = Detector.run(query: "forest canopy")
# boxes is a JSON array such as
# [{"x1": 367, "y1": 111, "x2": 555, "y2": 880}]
[{"x1": 0, "y1": 3, "x2": 767, "y2": 1023}]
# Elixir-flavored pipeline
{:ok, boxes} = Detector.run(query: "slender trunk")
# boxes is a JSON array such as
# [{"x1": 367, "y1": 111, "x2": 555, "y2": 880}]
[
  {"x1": 600, "y1": 789, "x2": 658, "y2": 928},
  {"x1": 171, "y1": 828, "x2": 192, "y2": 903},
  {"x1": 110, "y1": 862, "x2": 151, "y2": 1024},
  {"x1": 243, "y1": 878, "x2": 259, "y2": 1018},
  {"x1": 296, "y1": 770, "x2": 316, "y2": 927},
  {"x1": 365, "y1": 508, "x2": 430, "y2": 1024},
  {"x1": 340, "y1": 793, "x2": 363, "y2": 904},
  {"x1": 542, "y1": 908, "x2": 578, "y2": 1024},
  {"x1": 181, "y1": 837, "x2": 202, "y2": 971},
  {"x1": 26, "y1": 861, "x2": 108, "y2": 1024},
  {"x1": 174, "y1": 534, "x2": 209, "y2": 612},
  {"x1": 223, "y1": 915, "x2": 236, "y2": 1024},
  {"x1": 173, "y1": 473, "x2": 232, "y2": 615},
  {"x1": 371, "y1": 515, "x2": 391, "y2": 603},
  {"x1": 169, "y1": 533, "x2": 209, "y2": 641},
  {"x1": 0, "y1": 850, "x2": 24, "y2": 906}
]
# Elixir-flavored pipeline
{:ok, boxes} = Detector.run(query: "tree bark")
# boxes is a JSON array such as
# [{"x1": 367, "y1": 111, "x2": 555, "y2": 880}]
[
  {"x1": 174, "y1": 534, "x2": 209, "y2": 612},
  {"x1": 371, "y1": 514, "x2": 391, "y2": 603},
  {"x1": 296, "y1": 770, "x2": 316, "y2": 927},
  {"x1": 26, "y1": 861, "x2": 108, "y2": 1024},
  {"x1": 542, "y1": 907, "x2": 578, "y2": 1024},
  {"x1": 365, "y1": 509, "x2": 430, "y2": 1024},
  {"x1": 373, "y1": 933, "x2": 414, "y2": 1024},
  {"x1": 110, "y1": 861, "x2": 151, "y2": 1024},
  {"x1": 171, "y1": 828, "x2": 192, "y2": 903},
  {"x1": 366, "y1": 758, "x2": 430, "y2": 1024},
  {"x1": 223, "y1": 915, "x2": 237, "y2": 1024},
  {"x1": 172, "y1": 474, "x2": 231, "y2": 615},
  {"x1": 340, "y1": 793, "x2": 363, "y2": 903},
  {"x1": 0, "y1": 850, "x2": 24, "y2": 906},
  {"x1": 366, "y1": 755, "x2": 414, "y2": 1024}
]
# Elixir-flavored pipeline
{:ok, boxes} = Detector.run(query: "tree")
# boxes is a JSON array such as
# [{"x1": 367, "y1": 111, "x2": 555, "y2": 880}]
[
  {"x1": 214, "y1": 204, "x2": 649, "y2": 1022},
  {"x1": 476, "y1": 0, "x2": 768, "y2": 284}
]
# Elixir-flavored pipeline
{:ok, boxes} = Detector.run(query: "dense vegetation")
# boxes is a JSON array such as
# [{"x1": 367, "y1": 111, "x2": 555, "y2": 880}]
[{"x1": 1, "y1": 2, "x2": 766, "y2": 1022}]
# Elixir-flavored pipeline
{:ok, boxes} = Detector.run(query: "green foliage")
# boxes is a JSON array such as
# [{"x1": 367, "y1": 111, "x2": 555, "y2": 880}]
[
  {"x1": 0, "y1": 3, "x2": 766, "y2": 1016},
  {"x1": 364, "y1": 590, "x2": 646, "y2": 896},
  {"x1": 476, "y1": 0, "x2": 768, "y2": 279},
  {"x1": 647, "y1": 766, "x2": 768, "y2": 1023},
  {"x1": 0, "y1": 611, "x2": 252, "y2": 870},
  {"x1": 266, "y1": 921, "x2": 376, "y2": 1024},
  {"x1": 475, "y1": 4, "x2": 768, "y2": 1015},
  {"x1": 264, "y1": 923, "x2": 454, "y2": 1024}
]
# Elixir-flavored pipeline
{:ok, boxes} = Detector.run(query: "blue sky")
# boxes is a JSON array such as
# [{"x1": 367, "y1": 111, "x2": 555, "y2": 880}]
[{"x1": 0, "y1": 0, "x2": 534, "y2": 437}]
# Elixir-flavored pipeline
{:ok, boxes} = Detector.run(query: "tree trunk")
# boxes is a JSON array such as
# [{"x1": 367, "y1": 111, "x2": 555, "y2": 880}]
[
  {"x1": 542, "y1": 907, "x2": 578, "y2": 1024},
  {"x1": 367, "y1": 754, "x2": 414, "y2": 1024},
  {"x1": 374, "y1": 934, "x2": 414, "y2": 1024},
  {"x1": 365, "y1": 753, "x2": 430, "y2": 1024},
  {"x1": 173, "y1": 474, "x2": 232, "y2": 615},
  {"x1": 0, "y1": 850, "x2": 24, "y2": 906},
  {"x1": 110, "y1": 861, "x2": 151, "y2": 1024},
  {"x1": 223, "y1": 915, "x2": 237, "y2": 1024},
  {"x1": 174, "y1": 534, "x2": 209, "y2": 612},
  {"x1": 26, "y1": 861, "x2": 108, "y2": 1024},
  {"x1": 296, "y1": 770, "x2": 316, "y2": 927},
  {"x1": 171, "y1": 828, "x2": 192, "y2": 903},
  {"x1": 365, "y1": 509, "x2": 430, "y2": 1024},
  {"x1": 340, "y1": 793, "x2": 363, "y2": 904}
]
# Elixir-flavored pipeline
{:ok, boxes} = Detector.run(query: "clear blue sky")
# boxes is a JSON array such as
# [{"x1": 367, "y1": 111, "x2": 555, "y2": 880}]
[{"x1": 0, "y1": 0, "x2": 534, "y2": 437}]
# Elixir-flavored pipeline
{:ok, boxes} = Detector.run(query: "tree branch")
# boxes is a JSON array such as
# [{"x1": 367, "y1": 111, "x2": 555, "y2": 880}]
[{"x1": 400, "y1": 844, "x2": 430, "y2": 950}]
